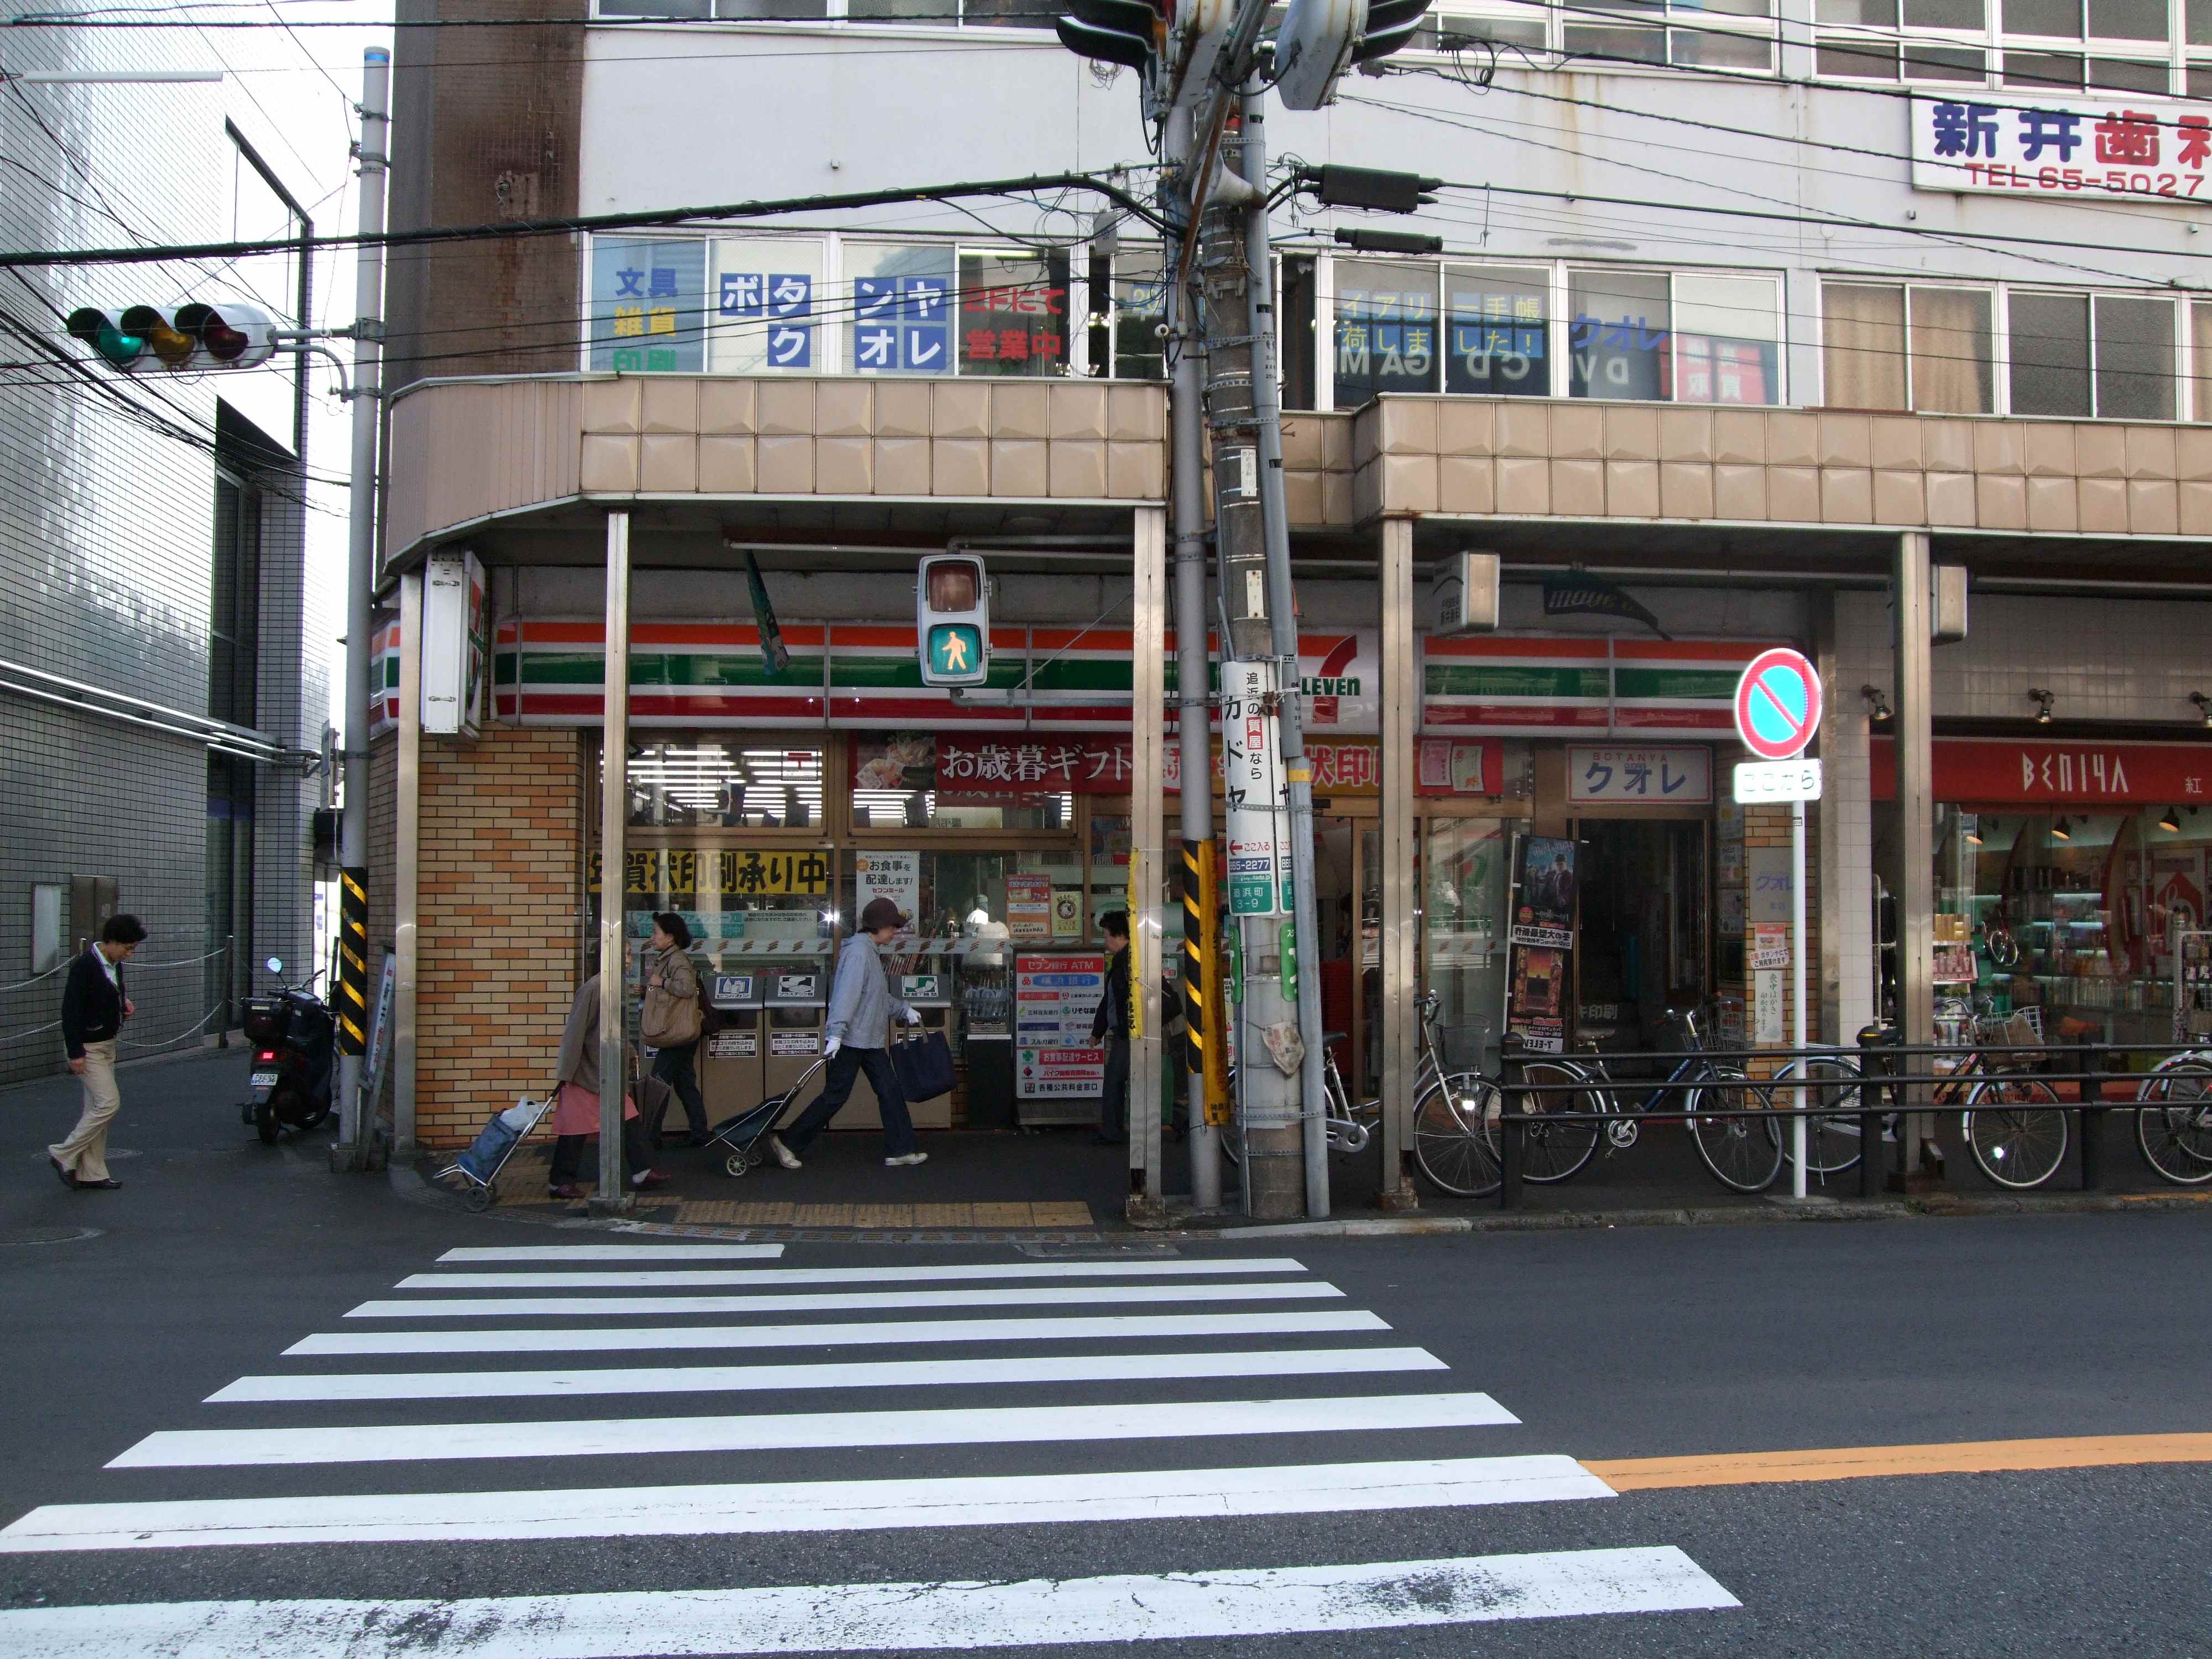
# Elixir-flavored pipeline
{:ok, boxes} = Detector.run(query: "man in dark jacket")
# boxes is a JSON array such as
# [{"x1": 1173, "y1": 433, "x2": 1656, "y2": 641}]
[
  {"x1": 1091, "y1": 911, "x2": 1131, "y2": 1146},
  {"x1": 49, "y1": 914, "x2": 145, "y2": 1190}
]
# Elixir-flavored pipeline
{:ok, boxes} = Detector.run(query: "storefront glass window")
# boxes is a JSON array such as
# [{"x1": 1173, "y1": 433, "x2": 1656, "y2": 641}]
[
  {"x1": 588, "y1": 237, "x2": 707, "y2": 374},
  {"x1": 1936, "y1": 803, "x2": 2212, "y2": 1046},
  {"x1": 849, "y1": 733, "x2": 1073, "y2": 828},
  {"x1": 1424, "y1": 819, "x2": 1512, "y2": 1071},
  {"x1": 1112, "y1": 248, "x2": 1169, "y2": 382},
  {"x1": 709, "y1": 237, "x2": 823, "y2": 374},
  {"x1": 1334, "y1": 258, "x2": 1441, "y2": 404},
  {"x1": 1444, "y1": 265, "x2": 1549, "y2": 397},
  {"x1": 628, "y1": 741, "x2": 824, "y2": 828},
  {"x1": 956, "y1": 250, "x2": 1074, "y2": 377},
  {"x1": 846, "y1": 242, "x2": 957, "y2": 377}
]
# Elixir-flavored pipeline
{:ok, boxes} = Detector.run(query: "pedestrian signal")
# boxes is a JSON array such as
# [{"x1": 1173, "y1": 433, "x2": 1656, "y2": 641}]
[{"x1": 916, "y1": 553, "x2": 990, "y2": 688}]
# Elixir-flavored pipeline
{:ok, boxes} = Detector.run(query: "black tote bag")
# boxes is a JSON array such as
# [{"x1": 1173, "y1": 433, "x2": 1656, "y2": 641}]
[{"x1": 890, "y1": 1029, "x2": 956, "y2": 1102}]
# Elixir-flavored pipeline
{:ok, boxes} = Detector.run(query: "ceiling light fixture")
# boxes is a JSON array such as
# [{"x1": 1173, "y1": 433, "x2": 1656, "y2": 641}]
[
  {"x1": 2052, "y1": 816, "x2": 2073, "y2": 842},
  {"x1": 2028, "y1": 687, "x2": 2056, "y2": 724},
  {"x1": 1860, "y1": 684, "x2": 1892, "y2": 722},
  {"x1": 2161, "y1": 806, "x2": 2183, "y2": 833},
  {"x1": 2193, "y1": 692, "x2": 2212, "y2": 729}
]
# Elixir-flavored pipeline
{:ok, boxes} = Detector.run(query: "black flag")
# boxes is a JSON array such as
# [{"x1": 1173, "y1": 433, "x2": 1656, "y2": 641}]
[{"x1": 1541, "y1": 571, "x2": 1670, "y2": 640}]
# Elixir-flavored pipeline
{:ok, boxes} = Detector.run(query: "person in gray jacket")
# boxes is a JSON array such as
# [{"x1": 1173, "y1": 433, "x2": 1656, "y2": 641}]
[{"x1": 769, "y1": 896, "x2": 926, "y2": 1170}]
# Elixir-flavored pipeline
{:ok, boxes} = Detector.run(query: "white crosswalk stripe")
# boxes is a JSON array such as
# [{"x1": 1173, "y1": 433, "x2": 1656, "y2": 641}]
[{"x1": 1, "y1": 1241, "x2": 1741, "y2": 1651}]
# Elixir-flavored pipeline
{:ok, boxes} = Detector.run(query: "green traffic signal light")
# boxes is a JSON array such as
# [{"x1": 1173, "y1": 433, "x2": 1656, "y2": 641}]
[
  {"x1": 926, "y1": 623, "x2": 984, "y2": 682},
  {"x1": 65, "y1": 306, "x2": 147, "y2": 371}
]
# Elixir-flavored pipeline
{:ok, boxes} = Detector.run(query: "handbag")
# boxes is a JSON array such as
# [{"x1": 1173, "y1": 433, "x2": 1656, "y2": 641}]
[
  {"x1": 639, "y1": 966, "x2": 703, "y2": 1047},
  {"x1": 890, "y1": 1028, "x2": 956, "y2": 1102}
]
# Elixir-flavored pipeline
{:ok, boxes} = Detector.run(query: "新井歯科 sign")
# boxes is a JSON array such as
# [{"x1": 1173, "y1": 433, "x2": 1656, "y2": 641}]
[{"x1": 1911, "y1": 93, "x2": 2212, "y2": 203}]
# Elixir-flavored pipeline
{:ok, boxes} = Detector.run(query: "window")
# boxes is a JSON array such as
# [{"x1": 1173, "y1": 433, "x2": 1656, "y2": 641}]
[
  {"x1": 589, "y1": 237, "x2": 707, "y2": 374},
  {"x1": 1444, "y1": 264, "x2": 1550, "y2": 397},
  {"x1": 2007, "y1": 290, "x2": 2177, "y2": 418},
  {"x1": 1562, "y1": 0, "x2": 1778, "y2": 71},
  {"x1": 956, "y1": 251, "x2": 1073, "y2": 378},
  {"x1": 627, "y1": 743, "x2": 825, "y2": 828},
  {"x1": 1820, "y1": 0, "x2": 2184, "y2": 88},
  {"x1": 1820, "y1": 282, "x2": 1995, "y2": 413},
  {"x1": 1568, "y1": 268, "x2": 1782, "y2": 404},
  {"x1": 1334, "y1": 259, "x2": 1442, "y2": 404},
  {"x1": 1109, "y1": 248, "x2": 1168, "y2": 382},
  {"x1": 2193, "y1": 300, "x2": 2212, "y2": 419},
  {"x1": 711, "y1": 237, "x2": 823, "y2": 375},
  {"x1": 847, "y1": 242, "x2": 955, "y2": 377}
]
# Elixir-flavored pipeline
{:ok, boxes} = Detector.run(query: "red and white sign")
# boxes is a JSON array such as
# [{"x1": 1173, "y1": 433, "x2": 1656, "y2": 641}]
[
  {"x1": 1911, "y1": 93, "x2": 2212, "y2": 206},
  {"x1": 1005, "y1": 874, "x2": 1053, "y2": 940},
  {"x1": 1873, "y1": 737, "x2": 2212, "y2": 805},
  {"x1": 1734, "y1": 648, "x2": 1822, "y2": 761},
  {"x1": 1416, "y1": 738, "x2": 1500, "y2": 796}
]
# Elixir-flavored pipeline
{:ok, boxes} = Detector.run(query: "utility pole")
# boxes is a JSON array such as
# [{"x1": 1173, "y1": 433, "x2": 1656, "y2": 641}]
[
  {"x1": 1165, "y1": 102, "x2": 1225, "y2": 1214},
  {"x1": 334, "y1": 45, "x2": 390, "y2": 1172}
]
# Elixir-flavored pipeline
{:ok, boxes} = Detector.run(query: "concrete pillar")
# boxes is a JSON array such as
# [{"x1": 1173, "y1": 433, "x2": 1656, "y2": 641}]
[
  {"x1": 1894, "y1": 531, "x2": 1937, "y2": 1172},
  {"x1": 1378, "y1": 517, "x2": 1420, "y2": 1204}
]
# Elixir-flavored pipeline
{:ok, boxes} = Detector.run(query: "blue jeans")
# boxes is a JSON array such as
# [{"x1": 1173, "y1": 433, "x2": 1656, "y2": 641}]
[{"x1": 781, "y1": 1045, "x2": 916, "y2": 1158}]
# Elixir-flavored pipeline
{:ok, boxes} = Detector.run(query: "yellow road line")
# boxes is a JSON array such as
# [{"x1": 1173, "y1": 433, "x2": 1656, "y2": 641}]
[{"x1": 1584, "y1": 1434, "x2": 2212, "y2": 1491}]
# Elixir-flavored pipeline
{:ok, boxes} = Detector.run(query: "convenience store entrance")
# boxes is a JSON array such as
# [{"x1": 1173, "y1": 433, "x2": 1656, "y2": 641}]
[{"x1": 1572, "y1": 818, "x2": 1711, "y2": 1053}]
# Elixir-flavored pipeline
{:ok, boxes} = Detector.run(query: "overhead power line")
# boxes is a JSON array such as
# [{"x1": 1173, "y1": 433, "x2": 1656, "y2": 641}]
[{"x1": 0, "y1": 170, "x2": 1170, "y2": 269}]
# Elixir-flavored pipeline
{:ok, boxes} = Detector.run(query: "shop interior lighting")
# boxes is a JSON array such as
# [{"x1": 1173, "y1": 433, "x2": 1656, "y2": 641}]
[
  {"x1": 2193, "y1": 692, "x2": 2212, "y2": 728},
  {"x1": 2029, "y1": 687, "x2": 2056, "y2": 724},
  {"x1": 2052, "y1": 817, "x2": 2073, "y2": 842},
  {"x1": 2161, "y1": 806, "x2": 2184, "y2": 833},
  {"x1": 1965, "y1": 819, "x2": 1984, "y2": 847},
  {"x1": 1860, "y1": 685, "x2": 1892, "y2": 722}
]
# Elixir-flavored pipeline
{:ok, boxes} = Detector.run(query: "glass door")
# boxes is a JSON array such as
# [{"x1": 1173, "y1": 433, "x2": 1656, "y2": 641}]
[{"x1": 1422, "y1": 818, "x2": 1511, "y2": 1073}]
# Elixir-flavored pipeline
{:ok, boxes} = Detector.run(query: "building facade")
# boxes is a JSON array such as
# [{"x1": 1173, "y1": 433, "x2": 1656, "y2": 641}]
[
  {"x1": 0, "y1": 23, "x2": 360, "y2": 1083},
  {"x1": 377, "y1": 0, "x2": 2212, "y2": 1204}
]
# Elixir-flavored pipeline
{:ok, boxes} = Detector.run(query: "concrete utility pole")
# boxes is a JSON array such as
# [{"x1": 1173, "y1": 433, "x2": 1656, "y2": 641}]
[
  {"x1": 1239, "y1": 88, "x2": 1329, "y2": 1221},
  {"x1": 334, "y1": 45, "x2": 390, "y2": 1172},
  {"x1": 1165, "y1": 100, "x2": 1226, "y2": 1215}
]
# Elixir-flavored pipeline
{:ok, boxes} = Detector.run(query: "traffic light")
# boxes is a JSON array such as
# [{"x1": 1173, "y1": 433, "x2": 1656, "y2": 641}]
[
  {"x1": 65, "y1": 300, "x2": 278, "y2": 373},
  {"x1": 1056, "y1": 0, "x2": 1161, "y2": 72},
  {"x1": 916, "y1": 553, "x2": 991, "y2": 688},
  {"x1": 1271, "y1": 0, "x2": 1434, "y2": 108}
]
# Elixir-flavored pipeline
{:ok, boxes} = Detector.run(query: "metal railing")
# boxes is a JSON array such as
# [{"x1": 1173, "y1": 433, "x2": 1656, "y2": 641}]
[{"x1": 1490, "y1": 1031, "x2": 2212, "y2": 1209}]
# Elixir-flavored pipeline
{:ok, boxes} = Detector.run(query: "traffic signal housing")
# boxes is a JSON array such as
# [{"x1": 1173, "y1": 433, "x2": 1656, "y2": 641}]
[
  {"x1": 916, "y1": 553, "x2": 992, "y2": 689},
  {"x1": 1271, "y1": 0, "x2": 1434, "y2": 108},
  {"x1": 1056, "y1": 0, "x2": 1161, "y2": 72},
  {"x1": 65, "y1": 300, "x2": 278, "y2": 373}
]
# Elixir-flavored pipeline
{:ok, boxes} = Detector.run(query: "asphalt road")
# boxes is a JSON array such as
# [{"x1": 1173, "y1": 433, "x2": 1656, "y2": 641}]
[{"x1": 2, "y1": 1049, "x2": 2209, "y2": 1656}]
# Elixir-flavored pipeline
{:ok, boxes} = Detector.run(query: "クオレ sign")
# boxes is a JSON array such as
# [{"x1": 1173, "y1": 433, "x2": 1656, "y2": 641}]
[
  {"x1": 1911, "y1": 94, "x2": 2212, "y2": 203},
  {"x1": 1733, "y1": 648, "x2": 1822, "y2": 761},
  {"x1": 1567, "y1": 745, "x2": 1712, "y2": 806}
]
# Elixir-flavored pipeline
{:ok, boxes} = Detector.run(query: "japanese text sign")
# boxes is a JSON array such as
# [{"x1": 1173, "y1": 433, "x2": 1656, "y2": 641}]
[
  {"x1": 1912, "y1": 93, "x2": 2212, "y2": 202},
  {"x1": 1566, "y1": 745, "x2": 1713, "y2": 806}
]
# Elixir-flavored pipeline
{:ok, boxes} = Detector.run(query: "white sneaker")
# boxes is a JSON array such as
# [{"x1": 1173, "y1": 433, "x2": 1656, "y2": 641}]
[
  {"x1": 767, "y1": 1135, "x2": 801, "y2": 1170},
  {"x1": 884, "y1": 1151, "x2": 928, "y2": 1167}
]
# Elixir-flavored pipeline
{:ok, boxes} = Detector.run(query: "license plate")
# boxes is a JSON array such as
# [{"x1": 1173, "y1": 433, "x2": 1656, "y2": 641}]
[{"x1": 250, "y1": 1071, "x2": 279, "y2": 1088}]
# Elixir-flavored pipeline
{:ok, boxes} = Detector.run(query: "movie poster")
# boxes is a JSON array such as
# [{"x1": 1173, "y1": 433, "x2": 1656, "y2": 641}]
[{"x1": 1505, "y1": 834, "x2": 1578, "y2": 1053}]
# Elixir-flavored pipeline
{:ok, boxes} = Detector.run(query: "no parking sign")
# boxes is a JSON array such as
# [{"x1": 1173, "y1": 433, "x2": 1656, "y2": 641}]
[{"x1": 1734, "y1": 649, "x2": 1821, "y2": 761}]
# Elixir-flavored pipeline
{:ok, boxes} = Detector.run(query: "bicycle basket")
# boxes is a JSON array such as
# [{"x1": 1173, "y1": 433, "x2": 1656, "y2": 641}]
[{"x1": 1975, "y1": 1011, "x2": 2043, "y2": 1071}]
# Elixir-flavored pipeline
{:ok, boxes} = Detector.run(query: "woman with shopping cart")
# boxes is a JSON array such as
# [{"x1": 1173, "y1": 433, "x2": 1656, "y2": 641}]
[{"x1": 549, "y1": 959, "x2": 672, "y2": 1201}]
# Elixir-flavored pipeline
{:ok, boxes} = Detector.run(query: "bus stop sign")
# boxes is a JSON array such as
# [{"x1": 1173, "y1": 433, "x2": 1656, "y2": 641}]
[{"x1": 1734, "y1": 648, "x2": 1821, "y2": 761}]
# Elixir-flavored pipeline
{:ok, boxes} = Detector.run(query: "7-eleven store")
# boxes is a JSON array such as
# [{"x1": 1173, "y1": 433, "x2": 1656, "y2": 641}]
[{"x1": 372, "y1": 582, "x2": 1795, "y2": 1172}]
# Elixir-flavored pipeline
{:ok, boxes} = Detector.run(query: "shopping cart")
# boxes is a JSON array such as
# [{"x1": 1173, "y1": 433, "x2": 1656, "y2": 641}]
[
  {"x1": 702, "y1": 1058, "x2": 825, "y2": 1179},
  {"x1": 439, "y1": 1092, "x2": 557, "y2": 1212}
]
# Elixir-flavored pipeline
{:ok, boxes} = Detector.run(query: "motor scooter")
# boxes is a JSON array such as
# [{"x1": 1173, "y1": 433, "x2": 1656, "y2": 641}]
[{"x1": 241, "y1": 956, "x2": 336, "y2": 1144}]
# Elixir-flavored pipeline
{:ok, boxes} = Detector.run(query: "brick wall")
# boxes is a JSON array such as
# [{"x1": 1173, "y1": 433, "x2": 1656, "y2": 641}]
[
  {"x1": 412, "y1": 724, "x2": 582, "y2": 1147},
  {"x1": 366, "y1": 733, "x2": 397, "y2": 1131}
]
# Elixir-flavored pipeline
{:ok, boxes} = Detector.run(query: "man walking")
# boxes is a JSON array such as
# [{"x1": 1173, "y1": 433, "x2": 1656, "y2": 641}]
[
  {"x1": 769, "y1": 896, "x2": 926, "y2": 1170},
  {"x1": 1091, "y1": 910, "x2": 1131, "y2": 1145},
  {"x1": 50, "y1": 914, "x2": 145, "y2": 1191}
]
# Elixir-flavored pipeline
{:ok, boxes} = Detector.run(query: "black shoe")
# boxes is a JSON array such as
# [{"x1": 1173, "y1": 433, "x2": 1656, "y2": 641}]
[
  {"x1": 685, "y1": 1134, "x2": 713, "y2": 1148},
  {"x1": 79, "y1": 1177, "x2": 121, "y2": 1191},
  {"x1": 48, "y1": 1155, "x2": 76, "y2": 1190}
]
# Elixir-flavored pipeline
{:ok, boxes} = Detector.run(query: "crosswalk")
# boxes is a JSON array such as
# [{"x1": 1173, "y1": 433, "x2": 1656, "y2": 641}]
[{"x1": 0, "y1": 1243, "x2": 1740, "y2": 1653}]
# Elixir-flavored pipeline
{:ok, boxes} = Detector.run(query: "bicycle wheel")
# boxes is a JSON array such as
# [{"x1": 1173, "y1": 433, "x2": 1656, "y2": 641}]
[
  {"x1": 1689, "y1": 1074, "x2": 1783, "y2": 1194},
  {"x1": 1410, "y1": 1072, "x2": 1502, "y2": 1198},
  {"x1": 1963, "y1": 1074, "x2": 2068, "y2": 1190},
  {"x1": 2135, "y1": 1063, "x2": 2212, "y2": 1186},
  {"x1": 1768, "y1": 1056, "x2": 1866, "y2": 1177},
  {"x1": 1514, "y1": 1060, "x2": 1603, "y2": 1185}
]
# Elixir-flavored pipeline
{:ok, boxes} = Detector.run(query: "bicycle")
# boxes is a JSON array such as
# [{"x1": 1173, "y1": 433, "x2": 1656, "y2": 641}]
[
  {"x1": 1942, "y1": 1013, "x2": 2070, "y2": 1190},
  {"x1": 1220, "y1": 1031, "x2": 1380, "y2": 1165},
  {"x1": 2133, "y1": 1051, "x2": 2212, "y2": 1186},
  {"x1": 1510, "y1": 1009, "x2": 1784, "y2": 1194}
]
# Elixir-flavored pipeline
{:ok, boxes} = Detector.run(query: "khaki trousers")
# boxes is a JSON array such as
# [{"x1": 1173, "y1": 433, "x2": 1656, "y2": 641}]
[{"x1": 50, "y1": 1039, "x2": 121, "y2": 1182}]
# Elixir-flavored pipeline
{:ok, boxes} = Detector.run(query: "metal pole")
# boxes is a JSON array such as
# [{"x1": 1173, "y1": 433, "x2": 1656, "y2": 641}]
[
  {"x1": 596, "y1": 511, "x2": 633, "y2": 1214},
  {"x1": 1130, "y1": 505, "x2": 1169, "y2": 1218},
  {"x1": 334, "y1": 46, "x2": 390, "y2": 1170},
  {"x1": 392, "y1": 568, "x2": 422, "y2": 1157},
  {"x1": 1240, "y1": 89, "x2": 1327, "y2": 1220},
  {"x1": 1893, "y1": 530, "x2": 1936, "y2": 1178},
  {"x1": 1168, "y1": 96, "x2": 1223, "y2": 1212},
  {"x1": 1791, "y1": 797, "x2": 1808, "y2": 1198},
  {"x1": 1379, "y1": 517, "x2": 1419, "y2": 1204}
]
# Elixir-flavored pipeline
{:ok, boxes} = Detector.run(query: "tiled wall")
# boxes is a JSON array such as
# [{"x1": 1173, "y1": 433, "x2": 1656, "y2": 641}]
[{"x1": 414, "y1": 724, "x2": 582, "y2": 1149}]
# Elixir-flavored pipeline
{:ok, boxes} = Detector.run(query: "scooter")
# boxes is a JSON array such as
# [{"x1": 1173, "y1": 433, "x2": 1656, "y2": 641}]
[{"x1": 240, "y1": 956, "x2": 337, "y2": 1144}]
